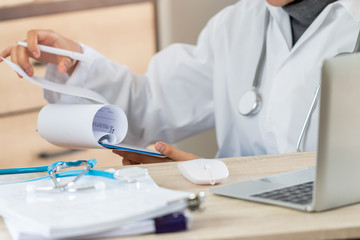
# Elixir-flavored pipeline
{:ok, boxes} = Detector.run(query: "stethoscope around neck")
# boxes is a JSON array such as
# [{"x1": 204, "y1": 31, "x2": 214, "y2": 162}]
[
  {"x1": 238, "y1": 9, "x2": 360, "y2": 152},
  {"x1": 238, "y1": 10, "x2": 269, "y2": 117}
]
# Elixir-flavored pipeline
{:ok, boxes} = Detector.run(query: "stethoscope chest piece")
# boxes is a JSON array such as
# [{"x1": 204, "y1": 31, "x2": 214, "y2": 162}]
[{"x1": 238, "y1": 89, "x2": 262, "y2": 116}]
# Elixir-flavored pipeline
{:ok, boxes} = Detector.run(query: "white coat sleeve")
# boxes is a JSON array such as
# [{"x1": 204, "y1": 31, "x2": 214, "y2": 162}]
[{"x1": 44, "y1": 18, "x2": 217, "y2": 147}]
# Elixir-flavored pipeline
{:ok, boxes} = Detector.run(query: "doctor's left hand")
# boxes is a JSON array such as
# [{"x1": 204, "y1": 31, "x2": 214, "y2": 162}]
[{"x1": 113, "y1": 142, "x2": 199, "y2": 165}]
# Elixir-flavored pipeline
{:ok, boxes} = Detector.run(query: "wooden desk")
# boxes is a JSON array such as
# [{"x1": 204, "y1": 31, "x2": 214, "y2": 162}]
[{"x1": 1, "y1": 152, "x2": 360, "y2": 239}]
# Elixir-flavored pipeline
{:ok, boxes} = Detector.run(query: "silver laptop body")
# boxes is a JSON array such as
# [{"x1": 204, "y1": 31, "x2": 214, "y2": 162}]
[{"x1": 211, "y1": 53, "x2": 360, "y2": 212}]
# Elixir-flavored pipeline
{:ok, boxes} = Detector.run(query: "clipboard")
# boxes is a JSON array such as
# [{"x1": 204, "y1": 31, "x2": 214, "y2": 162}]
[{"x1": 0, "y1": 170, "x2": 189, "y2": 239}]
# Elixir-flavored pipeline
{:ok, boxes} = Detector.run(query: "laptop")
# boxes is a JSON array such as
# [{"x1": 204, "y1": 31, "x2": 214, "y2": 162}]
[{"x1": 211, "y1": 52, "x2": 360, "y2": 212}]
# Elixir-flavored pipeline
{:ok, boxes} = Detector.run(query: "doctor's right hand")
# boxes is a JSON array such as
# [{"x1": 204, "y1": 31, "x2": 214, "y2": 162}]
[
  {"x1": 114, "y1": 142, "x2": 199, "y2": 165},
  {"x1": 0, "y1": 29, "x2": 81, "y2": 77}
]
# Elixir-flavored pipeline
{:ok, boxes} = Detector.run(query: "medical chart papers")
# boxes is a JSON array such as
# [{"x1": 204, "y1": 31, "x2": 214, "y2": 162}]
[
  {"x1": 37, "y1": 103, "x2": 165, "y2": 156},
  {"x1": 5, "y1": 217, "x2": 159, "y2": 240},
  {"x1": 1, "y1": 57, "x2": 165, "y2": 157},
  {"x1": 1, "y1": 57, "x2": 108, "y2": 104},
  {"x1": 1, "y1": 57, "x2": 124, "y2": 148},
  {"x1": 37, "y1": 104, "x2": 128, "y2": 149},
  {"x1": 0, "y1": 172, "x2": 190, "y2": 239}
]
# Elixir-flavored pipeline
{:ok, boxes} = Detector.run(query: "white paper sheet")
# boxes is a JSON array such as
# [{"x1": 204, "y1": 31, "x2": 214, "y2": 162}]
[
  {"x1": 5, "y1": 215, "x2": 156, "y2": 240},
  {"x1": 0, "y1": 171, "x2": 189, "y2": 239},
  {"x1": 1, "y1": 57, "x2": 165, "y2": 157},
  {"x1": 37, "y1": 104, "x2": 128, "y2": 149},
  {"x1": 1, "y1": 57, "x2": 108, "y2": 104}
]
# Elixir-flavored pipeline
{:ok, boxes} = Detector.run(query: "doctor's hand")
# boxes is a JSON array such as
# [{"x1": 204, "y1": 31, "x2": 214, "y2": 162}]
[
  {"x1": 0, "y1": 29, "x2": 81, "y2": 76},
  {"x1": 113, "y1": 142, "x2": 199, "y2": 165}
]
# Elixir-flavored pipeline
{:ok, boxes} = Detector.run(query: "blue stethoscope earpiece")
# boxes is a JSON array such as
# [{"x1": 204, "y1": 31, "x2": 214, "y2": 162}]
[{"x1": 0, "y1": 159, "x2": 151, "y2": 194}]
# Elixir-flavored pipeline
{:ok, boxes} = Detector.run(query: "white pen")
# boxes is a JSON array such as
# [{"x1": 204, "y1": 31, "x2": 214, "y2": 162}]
[{"x1": 17, "y1": 41, "x2": 95, "y2": 63}]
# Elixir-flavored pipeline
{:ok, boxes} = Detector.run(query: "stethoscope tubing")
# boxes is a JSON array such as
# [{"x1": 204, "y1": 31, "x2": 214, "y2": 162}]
[
  {"x1": 0, "y1": 166, "x2": 48, "y2": 175},
  {"x1": 0, "y1": 169, "x2": 116, "y2": 185},
  {"x1": 296, "y1": 83, "x2": 321, "y2": 152},
  {"x1": 240, "y1": 8, "x2": 360, "y2": 151}
]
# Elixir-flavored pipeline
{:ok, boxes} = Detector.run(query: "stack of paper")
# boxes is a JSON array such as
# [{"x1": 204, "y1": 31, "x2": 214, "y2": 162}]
[
  {"x1": 5, "y1": 217, "x2": 163, "y2": 240},
  {"x1": 0, "y1": 171, "x2": 191, "y2": 239}
]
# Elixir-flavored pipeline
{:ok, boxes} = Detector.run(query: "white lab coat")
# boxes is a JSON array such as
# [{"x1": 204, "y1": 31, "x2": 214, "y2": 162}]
[{"x1": 45, "y1": 0, "x2": 360, "y2": 158}]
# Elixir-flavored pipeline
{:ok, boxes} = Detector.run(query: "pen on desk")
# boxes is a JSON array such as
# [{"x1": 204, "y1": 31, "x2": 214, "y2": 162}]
[{"x1": 16, "y1": 41, "x2": 95, "y2": 63}]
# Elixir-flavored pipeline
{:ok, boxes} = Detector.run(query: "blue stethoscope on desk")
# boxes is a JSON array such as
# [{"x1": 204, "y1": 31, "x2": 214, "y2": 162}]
[
  {"x1": 0, "y1": 159, "x2": 206, "y2": 211},
  {"x1": 238, "y1": 9, "x2": 360, "y2": 152},
  {"x1": 0, "y1": 159, "x2": 148, "y2": 192}
]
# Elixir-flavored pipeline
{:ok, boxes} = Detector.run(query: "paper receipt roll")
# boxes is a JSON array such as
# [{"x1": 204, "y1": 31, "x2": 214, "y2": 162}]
[{"x1": 37, "y1": 104, "x2": 128, "y2": 149}]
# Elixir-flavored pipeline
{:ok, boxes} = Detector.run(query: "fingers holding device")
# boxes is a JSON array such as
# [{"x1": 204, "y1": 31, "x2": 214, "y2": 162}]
[{"x1": 113, "y1": 142, "x2": 199, "y2": 165}]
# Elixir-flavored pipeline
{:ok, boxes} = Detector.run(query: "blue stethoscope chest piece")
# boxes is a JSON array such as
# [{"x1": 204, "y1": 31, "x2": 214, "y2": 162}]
[{"x1": 238, "y1": 89, "x2": 262, "y2": 116}]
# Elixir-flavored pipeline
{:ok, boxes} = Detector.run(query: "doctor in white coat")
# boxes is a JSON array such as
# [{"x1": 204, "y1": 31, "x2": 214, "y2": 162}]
[{"x1": 1, "y1": 0, "x2": 360, "y2": 165}]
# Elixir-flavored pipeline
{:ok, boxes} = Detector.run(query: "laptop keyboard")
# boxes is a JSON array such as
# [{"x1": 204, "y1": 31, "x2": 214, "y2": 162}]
[{"x1": 251, "y1": 181, "x2": 314, "y2": 205}]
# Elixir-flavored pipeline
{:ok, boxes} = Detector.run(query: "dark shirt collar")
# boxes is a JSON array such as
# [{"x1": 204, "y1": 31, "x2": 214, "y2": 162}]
[{"x1": 282, "y1": 0, "x2": 338, "y2": 46}]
